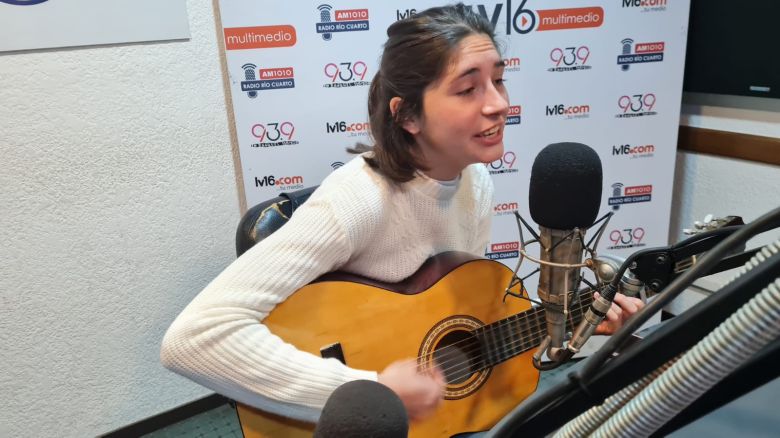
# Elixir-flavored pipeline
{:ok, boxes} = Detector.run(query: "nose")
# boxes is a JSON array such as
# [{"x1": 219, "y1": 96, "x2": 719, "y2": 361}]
[{"x1": 483, "y1": 81, "x2": 509, "y2": 118}]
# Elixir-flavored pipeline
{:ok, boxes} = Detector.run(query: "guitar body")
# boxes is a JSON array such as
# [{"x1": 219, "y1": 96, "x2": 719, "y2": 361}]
[{"x1": 236, "y1": 254, "x2": 540, "y2": 437}]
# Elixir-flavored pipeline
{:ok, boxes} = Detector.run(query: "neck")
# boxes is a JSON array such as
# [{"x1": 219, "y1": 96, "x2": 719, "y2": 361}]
[
  {"x1": 414, "y1": 144, "x2": 465, "y2": 181},
  {"x1": 420, "y1": 166, "x2": 463, "y2": 182}
]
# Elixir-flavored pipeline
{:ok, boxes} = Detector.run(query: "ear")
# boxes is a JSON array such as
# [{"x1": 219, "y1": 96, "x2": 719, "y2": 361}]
[{"x1": 389, "y1": 96, "x2": 421, "y2": 135}]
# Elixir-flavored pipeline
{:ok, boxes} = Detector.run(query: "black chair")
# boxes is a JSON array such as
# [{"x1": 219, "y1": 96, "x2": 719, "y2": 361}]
[
  {"x1": 235, "y1": 186, "x2": 318, "y2": 257},
  {"x1": 228, "y1": 185, "x2": 320, "y2": 436}
]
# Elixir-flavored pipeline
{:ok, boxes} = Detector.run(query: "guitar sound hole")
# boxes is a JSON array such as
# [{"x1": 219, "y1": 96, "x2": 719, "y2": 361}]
[{"x1": 432, "y1": 330, "x2": 481, "y2": 385}]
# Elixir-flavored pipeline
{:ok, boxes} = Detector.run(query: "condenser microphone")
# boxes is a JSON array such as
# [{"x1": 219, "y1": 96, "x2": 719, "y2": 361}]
[
  {"x1": 313, "y1": 380, "x2": 409, "y2": 438},
  {"x1": 528, "y1": 142, "x2": 603, "y2": 364}
]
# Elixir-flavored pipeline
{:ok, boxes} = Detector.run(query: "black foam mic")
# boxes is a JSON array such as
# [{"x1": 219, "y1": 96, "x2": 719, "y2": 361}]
[
  {"x1": 314, "y1": 380, "x2": 409, "y2": 438},
  {"x1": 528, "y1": 142, "x2": 602, "y2": 363},
  {"x1": 529, "y1": 142, "x2": 602, "y2": 229}
]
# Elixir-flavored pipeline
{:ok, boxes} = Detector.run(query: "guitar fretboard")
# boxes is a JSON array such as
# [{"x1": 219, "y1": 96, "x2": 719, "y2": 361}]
[{"x1": 471, "y1": 290, "x2": 595, "y2": 368}]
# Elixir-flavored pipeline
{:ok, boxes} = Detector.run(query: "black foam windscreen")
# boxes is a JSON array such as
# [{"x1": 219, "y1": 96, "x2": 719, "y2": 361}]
[
  {"x1": 529, "y1": 142, "x2": 602, "y2": 230},
  {"x1": 313, "y1": 380, "x2": 409, "y2": 438}
]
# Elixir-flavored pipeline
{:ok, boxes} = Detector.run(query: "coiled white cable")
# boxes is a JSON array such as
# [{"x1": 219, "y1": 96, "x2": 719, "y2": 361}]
[
  {"x1": 554, "y1": 241, "x2": 780, "y2": 438},
  {"x1": 590, "y1": 241, "x2": 780, "y2": 437},
  {"x1": 552, "y1": 360, "x2": 675, "y2": 437}
]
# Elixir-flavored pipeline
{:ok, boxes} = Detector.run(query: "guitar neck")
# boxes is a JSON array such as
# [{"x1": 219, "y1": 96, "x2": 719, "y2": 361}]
[{"x1": 471, "y1": 289, "x2": 595, "y2": 367}]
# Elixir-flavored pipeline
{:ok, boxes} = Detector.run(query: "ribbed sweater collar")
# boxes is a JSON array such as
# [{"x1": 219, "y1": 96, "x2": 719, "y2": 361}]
[{"x1": 406, "y1": 170, "x2": 462, "y2": 200}]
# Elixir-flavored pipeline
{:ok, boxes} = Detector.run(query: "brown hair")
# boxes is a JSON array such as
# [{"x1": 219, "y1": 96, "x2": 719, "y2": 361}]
[{"x1": 350, "y1": 3, "x2": 500, "y2": 182}]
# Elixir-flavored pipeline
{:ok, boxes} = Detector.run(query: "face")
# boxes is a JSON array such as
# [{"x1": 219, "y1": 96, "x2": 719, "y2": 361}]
[{"x1": 401, "y1": 34, "x2": 510, "y2": 180}]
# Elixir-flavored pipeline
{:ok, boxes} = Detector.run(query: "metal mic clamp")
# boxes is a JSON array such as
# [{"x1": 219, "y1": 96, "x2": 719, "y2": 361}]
[
  {"x1": 589, "y1": 255, "x2": 646, "y2": 299},
  {"x1": 507, "y1": 210, "x2": 615, "y2": 370},
  {"x1": 567, "y1": 286, "x2": 614, "y2": 354},
  {"x1": 567, "y1": 221, "x2": 754, "y2": 357}
]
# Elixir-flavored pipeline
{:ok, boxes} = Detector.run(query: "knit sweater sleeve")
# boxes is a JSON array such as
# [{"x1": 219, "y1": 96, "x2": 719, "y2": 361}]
[
  {"x1": 470, "y1": 164, "x2": 495, "y2": 255},
  {"x1": 160, "y1": 193, "x2": 377, "y2": 422}
]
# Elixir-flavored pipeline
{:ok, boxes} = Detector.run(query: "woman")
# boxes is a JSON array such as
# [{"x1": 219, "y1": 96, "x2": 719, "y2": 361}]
[{"x1": 161, "y1": 3, "x2": 642, "y2": 424}]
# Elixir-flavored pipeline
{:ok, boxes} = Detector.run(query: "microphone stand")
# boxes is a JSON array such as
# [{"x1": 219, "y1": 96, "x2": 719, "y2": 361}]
[
  {"x1": 505, "y1": 211, "x2": 615, "y2": 371},
  {"x1": 485, "y1": 205, "x2": 780, "y2": 438},
  {"x1": 489, "y1": 248, "x2": 780, "y2": 437}
]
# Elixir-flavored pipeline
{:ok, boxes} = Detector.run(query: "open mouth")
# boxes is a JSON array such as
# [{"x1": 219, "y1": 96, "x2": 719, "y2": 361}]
[{"x1": 479, "y1": 126, "x2": 501, "y2": 138}]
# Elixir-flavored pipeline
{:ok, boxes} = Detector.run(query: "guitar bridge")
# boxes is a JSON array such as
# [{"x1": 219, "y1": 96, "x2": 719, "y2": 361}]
[{"x1": 320, "y1": 342, "x2": 346, "y2": 365}]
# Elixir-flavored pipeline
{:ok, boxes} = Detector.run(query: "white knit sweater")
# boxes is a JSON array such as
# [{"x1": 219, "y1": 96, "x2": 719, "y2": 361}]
[{"x1": 160, "y1": 156, "x2": 494, "y2": 421}]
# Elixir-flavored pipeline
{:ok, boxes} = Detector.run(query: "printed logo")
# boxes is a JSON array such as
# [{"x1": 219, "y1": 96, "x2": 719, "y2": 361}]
[
  {"x1": 494, "y1": 201, "x2": 519, "y2": 216},
  {"x1": 607, "y1": 227, "x2": 647, "y2": 250},
  {"x1": 255, "y1": 175, "x2": 305, "y2": 191},
  {"x1": 622, "y1": 0, "x2": 668, "y2": 12},
  {"x1": 507, "y1": 105, "x2": 522, "y2": 125},
  {"x1": 316, "y1": 4, "x2": 369, "y2": 40},
  {"x1": 325, "y1": 121, "x2": 370, "y2": 137},
  {"x1": 616, "y1": 93, "x2": 657, "y2": 118},
  {"x1": 609, "y1": 183, "x2": 653, "y2": 210},
  {"x1": 396, "y1": 8, "x2": 418, "y2": 20},
  {"x1": 224, "y1": 25, "x2": 297, "y2": 50},
  {"x1": 323, "y1": 61, "x2": 370, "y2": 88},
  {"x1": 504, "y1": 57, "x2": 521, "y2": 72},
  {"x1": 250, "y1": 122, "x2": 299, "y2": 148},
  {"x1": 468, "y1": 1, "x2": 604, "y2": 35},
  {"x1": 486, "y1": 241, "x2": 520, "y2": 260},
  {"x1": 331, "y1": 161, "x2": 345, "y2": 170},
  {"x1": 612, "y1": 143, "x2": 655, "y2": 159},
  {"x1": 545, "y1": 103, "x2": 590, "y2": 119},
  {"x1": 548, "y1": 46, "x2": 592, "y2": 72},
  {"x1": 618, "y1": 39, "x2": 665, "y2": 71},
  {"x1": 240, "y1": 65, "x2": 295, "y2": 98},
  {"x1": 485, "y1": 151, "x2": 518, "y2": 175}
]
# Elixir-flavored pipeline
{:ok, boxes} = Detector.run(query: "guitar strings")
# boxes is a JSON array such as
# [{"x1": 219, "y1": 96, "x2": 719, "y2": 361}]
[
  {"x1": 417, "y1": 294, "x2": 593, "y2": 380},
  {"x1": 416, "y1": 291, "x2": 591, "y2": 370},
  {"x1": 432, "y1": 306, "x2": 581, "y2": 381},
  {"x1": 423, "y1": 294, "x2": 590, "y2": 376},
  {"x1": 415, "y1": 306, "x2": 544, "y2": 373},
  {"x1": 444, "y1": 293, "x2": 591, "y2": 370},
  {"x1": 430, "y1": 282, "x2": 611, "y2": 380},
  {"x1": 430, "y1": 304, "x2": 585, "y2": 380},
  {"x1": 445, "y1": 302, "x2": 582, "y2": 377}
]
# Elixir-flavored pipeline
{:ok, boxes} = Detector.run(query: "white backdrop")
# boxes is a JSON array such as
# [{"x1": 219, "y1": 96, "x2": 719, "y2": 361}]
[{"x1": 216, "y1": 0, "x2": 689, "y2": 295}]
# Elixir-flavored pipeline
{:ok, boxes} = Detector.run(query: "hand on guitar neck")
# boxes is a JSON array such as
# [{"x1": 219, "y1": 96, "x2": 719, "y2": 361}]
[
  {"x1": 378, "y1": 358, "x2": 447, "y2": 421},
  {"x1": 592, "y1": 292, "x2": 645, "y2": 336}
]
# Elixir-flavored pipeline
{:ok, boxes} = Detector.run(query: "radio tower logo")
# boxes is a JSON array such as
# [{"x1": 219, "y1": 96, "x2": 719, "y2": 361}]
[
  {"x1": 317, "y1": 4, "x2": 333, "y2": 41},
  {"x1": 315, "y1": 4, "x2": 370, "y2": 41}
]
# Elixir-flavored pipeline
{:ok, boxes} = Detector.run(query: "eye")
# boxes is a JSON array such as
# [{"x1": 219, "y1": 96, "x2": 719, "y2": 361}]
[
  {"x1": 457, "y1": 87, "x2": 475, "y2": 96},
  {"x1": 494, "y1": 78, "x2": 506, "y2": 86}
]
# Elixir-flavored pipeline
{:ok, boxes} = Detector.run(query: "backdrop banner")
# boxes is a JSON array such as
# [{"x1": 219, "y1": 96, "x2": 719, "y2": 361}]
[{"x1": 217, "y1": 0, "x2": 689, "y2": 297}]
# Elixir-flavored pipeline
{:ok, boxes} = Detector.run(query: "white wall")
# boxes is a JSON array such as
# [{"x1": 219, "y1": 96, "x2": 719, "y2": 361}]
[
  {"x1": 0, "y1": 2, "x2": 240, "y2": 437},
  {"x1": 671, "y1": 93, "x2": 780, "y2": 290}
]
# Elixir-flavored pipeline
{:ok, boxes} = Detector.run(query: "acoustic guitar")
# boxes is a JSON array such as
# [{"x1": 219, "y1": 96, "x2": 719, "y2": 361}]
[{"x1": 235, "y1": 251, "x2": 596, "y2": 437}]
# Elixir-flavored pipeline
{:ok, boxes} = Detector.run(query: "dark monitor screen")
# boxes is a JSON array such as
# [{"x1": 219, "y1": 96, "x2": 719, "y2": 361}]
[{"x1": 683, "y1": 0, "x2": 778, "y2": 99}]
